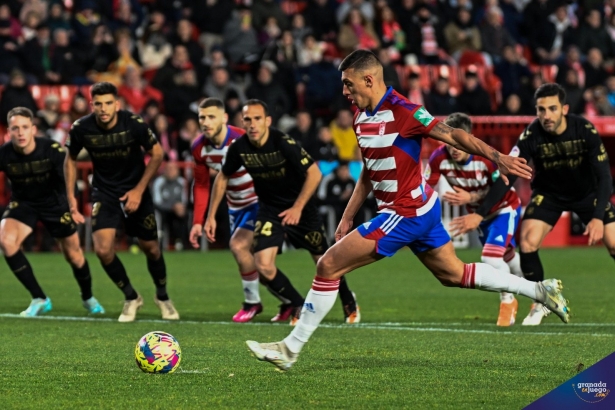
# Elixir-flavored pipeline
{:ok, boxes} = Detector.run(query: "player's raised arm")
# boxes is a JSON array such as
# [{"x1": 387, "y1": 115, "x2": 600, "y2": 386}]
[{"x1": 428, "y1": 121, "x2": 532, "y2": 184}]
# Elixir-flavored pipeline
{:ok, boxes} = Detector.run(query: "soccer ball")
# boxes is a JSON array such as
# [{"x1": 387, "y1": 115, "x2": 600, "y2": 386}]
[{"x1": 135, "y1": 331, "x2": 181, "y2": 374}]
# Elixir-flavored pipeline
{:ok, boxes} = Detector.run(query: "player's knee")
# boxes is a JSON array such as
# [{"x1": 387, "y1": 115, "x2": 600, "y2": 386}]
[
  {"x1": 229, "y1": 237, "x2": 249, "y2": 257},
  {"x1": 519, "y1": 238, "x2": 540, "y2": 253},
  {"x1": 0, "y1": 233, "x2": 19, "y2": 255},
  {"x1": 254, "y1": 259, "x2": 276, "y2": 278},
  {"x1": 315, "y1": 254, "x2": 339, "y2": 279},
  {"x1": 94, "y1": 243, "x2": 115, "y2": 264},
  {"x1": 138, "y1": 240, "x2": 160, "y2": 259}
]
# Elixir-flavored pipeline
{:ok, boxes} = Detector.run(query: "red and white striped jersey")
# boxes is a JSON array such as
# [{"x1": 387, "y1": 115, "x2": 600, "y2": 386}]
[
  {"x1": 191, "y1": 125, "x2": 257, "y2": 225},
  {"x1": 354, "y1": 87, "x2": 439, "y2": 217},
  {"x1": 425, "y1": 145, "x2": 521, "y2": 216}
]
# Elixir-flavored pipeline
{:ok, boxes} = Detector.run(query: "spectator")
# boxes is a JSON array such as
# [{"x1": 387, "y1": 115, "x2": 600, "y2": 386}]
[
  {"x1": 444, "y1": 7, "x2": 482, "y2": 59},
  {"x1": 337, "y1": 8, "x2": 380, "y2": 57},
  {"x1": 378, "y1": 48, "x2": 402, "y2": 93},
  {"x1": 108, "y1": 0, "x2": 143, "y2": 37},
  {"x1": 456, "y1": 70, "x2": 493, "y2": 115},
  {"x1": 337, "y1": 0, "x2": 375, "y2": 24},
  {"x1": 0, "y1": 69, "x2": 37, "y2": 126},
  {"x1": 324, "y1": 161, "x2": 355, "y2": 224},
  {"x1": 290, "y1": 13, "x2": 312, "y2": 48},
  {"x1": 304, "y1": 125, "x2": 339, "y2": 162},
  {"x1": 50, "y1": 28, "x2": 83, "y2": 84},
  {"x1": 245, "y1": 61, "x2": 290, "y2": 123},
  {"x1": 139, "y1": 10, "x2": 173, "y2": 71},
  {"x1": 530, "y1": 4, "x2": 574, "y2": 64},
  {"x1": 259, "y1": 16, "x2": 282, "y2": 44},
  {"x1": 287, "y1": 110, "x2": 316, "y2": 147},
  {"x1": 562, "y1": 68, "x2": 584, "y2": 114},
  {"x1": 177, "y1": 117, "x2": 199, "y2": 160},
  {"x1": 607, "y1": 75, "x2": 615, "y2": 107},
  {"x1": 329, "y1": 109, "x2": 357, "y2": 161},
  {"x1": 191, "y1": 0, "x2": 232, "y2": 58},
  {"x1": 222, "y1": 5, "x2": 260, "y2": 65},
  {"x1": 83, "y1": 24, "x2": 116, "y2": 75},
  {"x1": 19, "y1": 0, "x2": 47, "y2": 23},
  {"x1": 252, "y1": 0, "x2": 288, "y2": 31},
  {"x1": 71, "y1": 2, "x2": 100, "y2": 47},
  {"x1": 480, "y1": 6, "x2": 516, "y2": 63},
  {"x1": 170, "y1": 19, "x2": 203, "y2": 70},
  {"x1": 298, "y1": 33, "x2": 325, "y2": 66},
  {"x1": 297, "y1": 57, "x2": 342, "y2": 113},
  {"x1": 407, "y1": 71, "x2": 427, "y2": 106},
  {"x1": 497, "y1": 93, "x2": 523, "y2": 115},
  {"x1": 407, "y1": 4, "x2": 448, "y2": 64},
  {"x1": 20, "y1": 10, "x2": 41, "y2": 43},
  {"x1": 494, "y1": 45, "x2": 532, "y2": 99},
  {"x1": 142, "y1": 99, "x2": 162, "y2": 124},
  {"x1": 578, "y1": 9, "x2": 614, "y2": 59},
  {"x1": 304, "y1": 0, "x2": 338, "y2": 41},
  {"x1": 555, "y1": 45, "x2": 585, "y2": 87},
  {"x1": 94, "y1": 28, "x2": 141, "y2": 86},
  {"x1": 583, "y1": 48, "x2": 609, "y2": 89},
  {"x1": 522, "y1": 0, "x2": 557, "y2": 49},
  {"x1": 152, "y1": 162, "x2": 188, "y2": 251},
  {"x1": 589, "y1": 86, "x2": 615, "y2": 115},
  {"x1": 37, "y1": 93, "x2": 61, "y2": 132},
  {"x1": 375, "y1": 5, "x2": 405, "y2": 58},
  {"x1": 152, "y1": 44, "x2": 192, "y2": 93},
  {"x1": 47, "y1": 2, "x2": 71, "y2": 34},
  {"x1": 426, "y1": 76, "x2": 458, "y2": 115},
  {"x1": 151, "y1": 113, "x2": 178, "y2": 161},
  {"x1": 48, "y1": 112, "x2": 72, "y2": 145},
  {"x1": 19, "y1": 22, "x2": 53, "y2": 84},
  {"x1": 69, "y1": 92, "x2": 89, "y2": 123},
  {"x1": 519, "y1": 72, "x2": 545, "y2": 114},
  {"x1": 118, "y1": 66, "x2": 163, "y2": 114},
  {"x1": 164, "y1": 68, "x2": 201, "y2": 124},
  {"x1": 203, "y1": 66, "x2": 246, "y2": 103}
]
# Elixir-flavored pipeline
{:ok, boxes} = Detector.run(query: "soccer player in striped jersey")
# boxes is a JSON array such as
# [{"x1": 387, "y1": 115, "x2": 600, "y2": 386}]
[
  {"x1": 190, "y1": 98, "x2": 291, "y2": 323},
  {"x1": 425, "y1": 113, "x2": 523, "y2": 326},
  {"x1": 246, "y1": 50, "x2": 570, "y2": 371}
]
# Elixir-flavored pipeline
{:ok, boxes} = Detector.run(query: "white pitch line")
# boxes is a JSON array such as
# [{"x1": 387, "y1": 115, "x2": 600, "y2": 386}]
[{"x1": 0, "y1": 313, "x2": 613, "y2": 338}]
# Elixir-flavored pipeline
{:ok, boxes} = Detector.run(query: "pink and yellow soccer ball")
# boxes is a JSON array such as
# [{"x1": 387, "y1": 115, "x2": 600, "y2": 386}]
[{"x1": 135, "y1": 331, "x2": 181, "y2": 374}]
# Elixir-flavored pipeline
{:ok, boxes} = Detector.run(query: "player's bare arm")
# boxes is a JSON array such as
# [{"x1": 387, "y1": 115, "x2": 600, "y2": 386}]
[
  {"x1": 336, "y1": 166, "x2": 373, "y2": 241},
  {"x1": 279, "y1": 163, "x2": 322, "y2": 226},
  {"x1": 120, "y1": 143, "x2": 163, "y2": 213},
  {"x1": 204, "y1": 172, "x2": 230, "y2": 242},
  {"x1": 64, "y1": 153, "x2": 85, "y2": 224},
  {"x1": 442, "y1": 186, "x2": 479, "y2": 206},
  {"x1": 428, "y1": 122, "x2": 532, "y2": 184}
]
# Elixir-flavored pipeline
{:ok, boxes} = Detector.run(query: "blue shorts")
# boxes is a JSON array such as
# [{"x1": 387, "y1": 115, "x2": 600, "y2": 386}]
[
  {"x1": 357, "y1": 198, "x2": 450, "y2": 256},
  {"x1": 228, "y1": 203, "x2": 259, "y2": 234},
  {"x1": 478, "y1": 206, "x2": 521, "y2": 248}
]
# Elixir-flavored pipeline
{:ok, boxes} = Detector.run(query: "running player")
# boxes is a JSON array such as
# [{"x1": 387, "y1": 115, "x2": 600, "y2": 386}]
[
  {"x1": 245, "y1": 50, "x2": 570, "y2": 371},
  {"x1": 65, "y1": 82, "x2": 179, "y2": 322},
  {"x1": 452, "y1": 83, "x2": 613, "y2": 325},
  {"x1": 426, "y1": 113, "x2": 523, "y2": 326},
  {"x1": 189, "y1": 97, "x2": 292, "y2": 323},
  {"x1": 0, "y1": 107, "x2": 104, "y2": 316},
  {"x1": 205, "y1": 99, "x2": 360, "y2": 325}
]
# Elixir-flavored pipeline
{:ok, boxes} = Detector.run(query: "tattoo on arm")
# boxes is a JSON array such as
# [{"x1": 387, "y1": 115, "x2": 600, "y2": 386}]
[
  {"x1": 491, "y1": 149, "x2": 500, "y2": 163},
  {"x1": 433, "y1": 122, "x2": 453, "y2": 135}
]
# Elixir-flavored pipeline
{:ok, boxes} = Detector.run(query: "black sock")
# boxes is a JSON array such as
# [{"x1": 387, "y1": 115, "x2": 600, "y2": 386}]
[
  {"x1": 267, "y1": 269, "x2": 304, "y2": 307},
  {"x1": 5, "y1": 251, "x2": 46, "y2": 299},
  {"x1": 102, "y1": 255, "x2": 138, "y2": 300},
  {"x1": 147, "y1": 254, "x2": 168, "y2": 301},
  {"x1": 72, "y1": 260, "x2": 93, "y2": 301},
  {"x1": 259, "y1": 276, "x2": 292, "y2": 304},
  {"x1": 338, "y1": 276, "x2": 356, "y2": 311},
  {"x1": 520, "y1": 251, "x2": 544, "y2": 282}
]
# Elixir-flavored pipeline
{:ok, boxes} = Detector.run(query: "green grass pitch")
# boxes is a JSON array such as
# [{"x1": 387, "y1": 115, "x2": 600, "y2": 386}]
[{"x1": 0, "y1": 247, "x2": 613, "y2": 409}]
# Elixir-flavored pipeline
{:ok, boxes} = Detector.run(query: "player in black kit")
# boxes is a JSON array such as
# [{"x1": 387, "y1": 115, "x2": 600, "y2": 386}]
[
  {"x1": 204, "y1": 100, "x2": 360, "y2": 324},
  {"x1": 451, "y1": 83, "x2": 614, "y2": 325},
  {"x1": 0, "y1": 107, "x2": 104, "y2": 316},
  {"x1": 64, "y1": 82, "x2": 179, "y2": 322}
]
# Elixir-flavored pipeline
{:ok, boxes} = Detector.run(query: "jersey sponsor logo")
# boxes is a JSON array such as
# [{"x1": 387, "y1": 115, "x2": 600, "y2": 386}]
[
  {"x1": 379, "y1": 121, "x2": 386, "y2": 136},
  {"x1": 413, "y1": 107, "x2": 434, "y2": 127}
]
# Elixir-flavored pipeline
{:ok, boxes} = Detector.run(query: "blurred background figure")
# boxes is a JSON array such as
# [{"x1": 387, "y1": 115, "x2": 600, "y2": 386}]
[{"x1": 152, "y1": 162, "x2": 188, "y2": 251}]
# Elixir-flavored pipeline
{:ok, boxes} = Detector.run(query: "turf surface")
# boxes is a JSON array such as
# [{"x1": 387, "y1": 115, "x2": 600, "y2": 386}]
[{"x1": 0, "y1": 247, "x2": 613, "y2": 409}]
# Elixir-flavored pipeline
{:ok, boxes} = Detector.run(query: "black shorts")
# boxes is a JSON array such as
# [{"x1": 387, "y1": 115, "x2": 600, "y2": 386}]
[
  {"x1": 523, "y1": 191, "x2": 615, "y2": 226},
  {"x1": 91, "y1": 188, "x2": 158, "y2": 241},
  {"x1": 252, "y1": 204, "x2": 329, "y2": 255},
  {"x1": 2, "y1": 199, "x2": 76, "y2": 238}
]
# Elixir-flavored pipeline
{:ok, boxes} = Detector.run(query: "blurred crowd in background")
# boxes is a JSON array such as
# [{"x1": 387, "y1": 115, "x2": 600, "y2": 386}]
[{"x1": 2, "y1": 0, "x2": 615, "y2": 249}]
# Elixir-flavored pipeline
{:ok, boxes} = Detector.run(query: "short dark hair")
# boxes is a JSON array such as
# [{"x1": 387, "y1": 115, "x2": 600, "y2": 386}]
[
  {"x1": 338, "y1": 49, "x2": 382, "y2": 72},
  {"x1": 7, "y1": 106, "x2": 34, "y2": 123},
  {"x1": 444, "y1": 112, "x2": 472, "y2": 133},
  {"x1": 199, "y1": 97, "x2": 225, "y2": 110},
  {"x1": 90, "y1": 82, "x2": 118, "y2": 98},
  {"x1": 534, "y1": 83, "x2": 566, "y2": 104},
  {"x1": 243, "y1": 99, "x2": 269, "y2": 116}
]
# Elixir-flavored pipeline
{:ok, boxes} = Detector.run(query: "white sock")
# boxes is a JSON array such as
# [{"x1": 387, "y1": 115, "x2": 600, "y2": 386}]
[
  {"x1": 505, "y1": 252, "x2": 524, "y2": 278},
  {"x1": 462, "y1": 263, "x2": 538, "y2": 301},
  {"x1": 482, "y1": 254, "x2": 514, "y2": 302},
  {"x1": 240, "y1": 270, "x2": 261, "y2": 304},
  {"x1": 284, "y1": 276, "x2": 339, "y2": 354}
]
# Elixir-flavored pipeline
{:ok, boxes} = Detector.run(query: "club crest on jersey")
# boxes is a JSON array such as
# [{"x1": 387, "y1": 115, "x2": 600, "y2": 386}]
[
  {"x1": 379, "y1": 121, "x2": 386, "y2": 136},
  {"x1": 509, "y1": 146, "x2": 520, "y2": 157},
  {"x1": 356, "y1": 125, "x2": 361, "y2": 136},
  {"x1": 413, "y1": 107, "x2": 434, "y2": 126}
]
